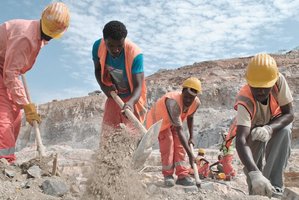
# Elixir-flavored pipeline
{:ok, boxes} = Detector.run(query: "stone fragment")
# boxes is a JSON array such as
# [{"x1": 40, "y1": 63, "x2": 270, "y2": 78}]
[
  {"x1": 27, "y1": 165, "x2": 41, "y2": 178},
  {"x1": 4, "y1": 169, "x2": 16, "y2": 178},
  {"x1": 41, "y1": 178, "x2": 69, "y2": 197}
]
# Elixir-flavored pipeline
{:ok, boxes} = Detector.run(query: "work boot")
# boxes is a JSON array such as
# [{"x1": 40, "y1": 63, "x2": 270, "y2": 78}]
[
  {"x1": 164, "y1": 175, "x2": 175, "y2": 187},
  {"x1": 176, "y1": 176, "x2": 195, "y2": 186}
]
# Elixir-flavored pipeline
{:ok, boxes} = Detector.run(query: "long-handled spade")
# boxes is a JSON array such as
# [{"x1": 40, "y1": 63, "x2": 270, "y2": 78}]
[
  {"x1": 21, "y1": 74, "x2": 46, "y2": 158},
  {"x1": 110, "y1": 91, "x2": 162, "y2": 169},
  {"x1": 190, "y1": 144, "x2": 201, "y2": 188}
]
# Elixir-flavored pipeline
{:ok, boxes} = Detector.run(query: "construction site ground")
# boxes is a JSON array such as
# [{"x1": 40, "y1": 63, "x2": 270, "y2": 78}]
[{"x1": 0, "y1": 129, "x2": 298, "y2": 200}]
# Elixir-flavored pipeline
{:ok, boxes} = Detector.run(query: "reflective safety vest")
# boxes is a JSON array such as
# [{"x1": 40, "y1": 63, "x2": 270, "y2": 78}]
[
  {"x1": 146, "y1": 91, "x2": 200, "y2": 132},
  {"x1": 224, "y1": 84, "x2": 282, "y2": 149},
  {"x1": 98, "y1": 39, "x2": 147, "y2": 122}
]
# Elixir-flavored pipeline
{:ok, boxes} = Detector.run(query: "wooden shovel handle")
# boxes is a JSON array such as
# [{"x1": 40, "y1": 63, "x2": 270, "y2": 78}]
[
  {"x1": 110, "y1": 91, "x2": 147, "y2": 135},
  {"x1": 190, "y1": 144, "x2": 201, "y2": 187},
  {"x1": 21, "y1": 74, "x2": 45, "y2": 157}
]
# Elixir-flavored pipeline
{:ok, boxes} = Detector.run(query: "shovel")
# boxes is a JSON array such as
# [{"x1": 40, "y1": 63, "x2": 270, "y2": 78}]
[
  {"x1": 190, "y1": 144, "x2": 201, "y2": 188},
  {"x1": 21, "y1": 74, "x2": 46, "y2": 157},
  {"x1": 110, "y1": 91, "x2": 162, "y2": 169}
]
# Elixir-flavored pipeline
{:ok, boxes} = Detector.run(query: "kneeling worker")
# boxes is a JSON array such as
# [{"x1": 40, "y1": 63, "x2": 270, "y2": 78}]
[
  {"x1": 235, "y1": 53, "x2": 294, "y2": 197},
  {"x1": 195, "y1": 148, "x2": 210, "y2": 178}
]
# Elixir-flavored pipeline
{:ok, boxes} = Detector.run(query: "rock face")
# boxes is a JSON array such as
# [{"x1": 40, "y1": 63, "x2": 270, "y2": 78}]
[
  {"x1": 17, "y1": 96, "x2": 106, "y2": 151},
  {"x1": 17, "y1": 51, "x2": 299, "y2": 150},
  {"x1": 146, "y1": 51, "x2": 299, "y2": 149}
]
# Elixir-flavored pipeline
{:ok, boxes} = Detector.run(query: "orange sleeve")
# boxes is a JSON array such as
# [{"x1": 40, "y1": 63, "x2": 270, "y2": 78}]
[{"x1": 3, "y1": 37, "x2": 31, "y2": 105}]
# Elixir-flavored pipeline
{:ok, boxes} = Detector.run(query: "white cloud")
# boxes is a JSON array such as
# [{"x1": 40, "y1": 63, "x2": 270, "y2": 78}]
[
  {"x1": 57, "y1": 0, "x2": 299, "y2": 86},
  {"x1": 4, "y1": 0, "x2": 298, "y2": 103},
  {"x1": 273, "y1": 0, "x2": 299, "y2": 17}
]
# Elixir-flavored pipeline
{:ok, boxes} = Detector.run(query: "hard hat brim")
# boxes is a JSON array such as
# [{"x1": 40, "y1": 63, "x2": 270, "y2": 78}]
[
  {"x1": 246, "y1": 76, "x2": 278, "y2": 88},
  {"x1": 41, "y1": 20, "x2": 64, "y2": 39}
]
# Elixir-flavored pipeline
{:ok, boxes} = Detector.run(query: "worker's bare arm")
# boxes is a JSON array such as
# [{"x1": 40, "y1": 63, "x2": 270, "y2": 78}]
[
  {"x1": 236, "y1": 125, "x2": 259, "y2": 172},
  {"x1": 174, "y1": 126, "x2": 195, "y2": 166},
  {"x1": 268, "y1": 103, "x2": 294, "y2": 133},
  {"x1": 124, "y1": 73, "x2": 143, "y2": 110}
]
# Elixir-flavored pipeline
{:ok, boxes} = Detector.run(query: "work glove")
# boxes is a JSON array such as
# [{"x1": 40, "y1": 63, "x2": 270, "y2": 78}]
[
  {"x1": 23, "y1": 103, "x2": 41, "y2": 125},
  {"x1": 251, "y1": 125, "x2": 273, "y2": 142},
  {"x1": 248, "y1": 170, "x2": 274, "y2": 198}
]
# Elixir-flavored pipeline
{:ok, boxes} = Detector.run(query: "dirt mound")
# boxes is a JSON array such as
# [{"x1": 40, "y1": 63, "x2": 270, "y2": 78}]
[{"x1": 85, "y1": 127, "x2": 147, "y2": 200}]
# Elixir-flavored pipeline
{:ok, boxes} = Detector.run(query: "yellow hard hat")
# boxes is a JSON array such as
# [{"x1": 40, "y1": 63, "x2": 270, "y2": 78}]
[
  {"x1": 217, "y1": 173, "x2": 226, "y2": 180},
  {"x1": 198, "y1": 148, "x2": 205, "y2": 155},
  {"x1": 41, "y1": 2, "x2": 70, "y2": 39},
  {"x1": 245, "y1": 53, "x2": 279, "y2": 88},
  {"x1": 182, "y1": 77, "x2": 202, "y2": 93}
]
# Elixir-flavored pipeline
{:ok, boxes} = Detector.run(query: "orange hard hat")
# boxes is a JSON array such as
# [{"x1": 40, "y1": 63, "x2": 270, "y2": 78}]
[
  {"x1": 217, "y1": 173, "x2": 226, "y2": 180},
  {"x1": 41, "y1": 2, "x2": 70, "y2": 39}
]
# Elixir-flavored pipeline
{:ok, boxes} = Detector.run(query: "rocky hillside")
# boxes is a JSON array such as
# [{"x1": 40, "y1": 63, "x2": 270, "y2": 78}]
[
  {"x1": 10, "y1": 50, "x2": 299, "y2": 200},
  {"x1": 18, "y1": 50, "x2": 299, "y2": 150},
  {"x1": 146, "y1": 51, "x2": 299, "y2": 148}
]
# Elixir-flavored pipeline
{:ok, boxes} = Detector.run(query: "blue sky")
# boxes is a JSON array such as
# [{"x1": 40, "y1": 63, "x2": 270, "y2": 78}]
[{"x1": 1, "y1": 0, "x2": 299, "y2": 104}]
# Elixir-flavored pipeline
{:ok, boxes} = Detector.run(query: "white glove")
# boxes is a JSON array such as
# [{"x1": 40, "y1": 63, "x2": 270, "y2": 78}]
[
  {"x1": 251, "y1": 125, "x2": 273, "y2": 142},
  {"x1": 248, "y1": 170, "x2": 274, "y2": 197}
]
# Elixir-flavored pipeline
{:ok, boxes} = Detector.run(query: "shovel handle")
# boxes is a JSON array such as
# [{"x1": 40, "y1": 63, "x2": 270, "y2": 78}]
[
  {"x1": 110, "y1": 91, "x2": 147, "y2": 135},
  {"x1": 21, "y1": 74, "x2": 46, "y2": 157},
  {"x1": 190, "y1": 144, "x2": 201, "y2": 187}
]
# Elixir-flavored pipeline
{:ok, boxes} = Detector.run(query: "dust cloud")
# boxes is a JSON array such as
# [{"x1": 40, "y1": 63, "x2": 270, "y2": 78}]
[{"x1": 85, "y1": 126, "x2": 147, "y2": 200}]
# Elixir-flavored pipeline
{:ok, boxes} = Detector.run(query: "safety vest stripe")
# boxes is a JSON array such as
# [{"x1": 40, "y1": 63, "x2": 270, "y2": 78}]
[
  {"x1": 138, "y1": 105, "x2": 147, "y2": 117},
  {"x1": 236, "y1": 95, "x2": 254, "y2": 116},
  {"x1": 0, "y1": 147, "x2": 15, "y2": 156},
  {"x1": 174, "y1": 161, "x2": 188, "y2": 167},
  {"x1": 162, "y1": 161, "x2": 188, "y2": 171},
  {"x1": 162, "y1": 164, "x2": 174, "y2": 171}
]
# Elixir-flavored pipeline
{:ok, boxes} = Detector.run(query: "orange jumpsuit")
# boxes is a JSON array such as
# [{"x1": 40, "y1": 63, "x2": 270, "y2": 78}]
[
  {"x1": 189, "y1": 156, "x2": 209, "y2": 178},
  {"x1": 0, "y1": 19, "x2": 46, "y2": 162},
  {"x1": 146, "y1": 91, "x2": 200, "y2": 179},
  {"x1": 219, "y1": 154, "x2": 236, "y2": 177}
]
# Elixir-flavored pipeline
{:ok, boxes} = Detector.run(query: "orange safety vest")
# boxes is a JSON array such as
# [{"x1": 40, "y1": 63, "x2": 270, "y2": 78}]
[
  {"x1": 98, "y1": 39, "x2": 147, "y2": 123},
  {"x1": 225, "y1": 84, "x2": 282, "y2": 149},
  {"x1": 146, "y1": 91, "x2": 200, "y2": 132}
]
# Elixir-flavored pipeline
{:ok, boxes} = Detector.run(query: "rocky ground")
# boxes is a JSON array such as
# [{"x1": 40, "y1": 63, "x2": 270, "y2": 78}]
[
  {"x1": 1, "y1": 50, "x2": 298, "y2": 199},
  {"x1": 1, "y1": 134, "x2": 298, "y2": 200}
]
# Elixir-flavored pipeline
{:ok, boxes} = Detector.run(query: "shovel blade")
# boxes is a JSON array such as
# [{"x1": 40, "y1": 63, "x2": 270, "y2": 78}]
[{"x1": 132, "y1": 119, "x2": 162, "y2": 169}]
